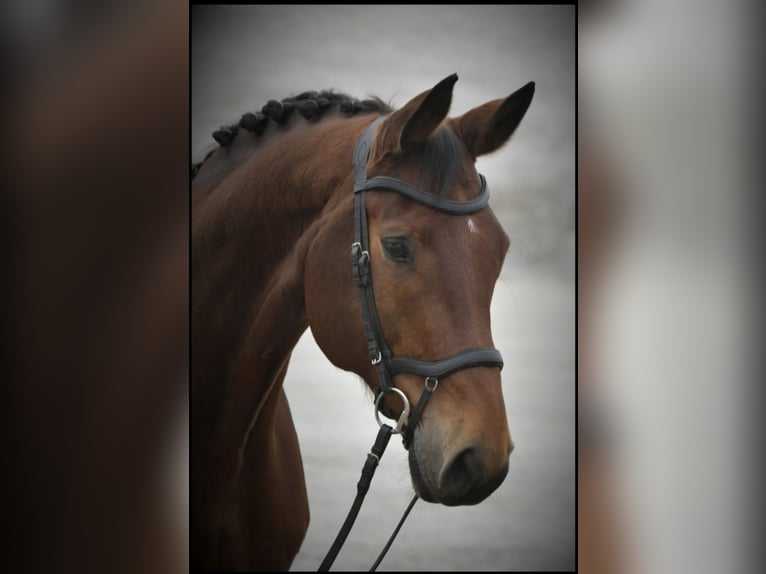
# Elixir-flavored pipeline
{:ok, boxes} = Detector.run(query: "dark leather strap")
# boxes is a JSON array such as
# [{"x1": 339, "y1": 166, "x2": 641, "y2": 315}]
[
  {"x1": 318, "y1": 424, "x2": 394, "y2": 571},
  {"x1": 402, "y1": 383, "x2": 435, "y2": 450},
  {"x1": 352, "y1": 192, "x2": 393, "y2": 392},
  {"x1": 369, "y1": 494, "x2": 419, "y2": 571},
  {"x1": 352, "y1": 116, "x2": 490, "y2": 214},
  {"x1": 355, "y1": 174, "x2": 490, "y2": 215},
  {"x1": 353, "y1": 116, "x2": 386, "y2": 184},
  {"x1": 388, "y1": 347, "x2": 503, "y2": 379}
]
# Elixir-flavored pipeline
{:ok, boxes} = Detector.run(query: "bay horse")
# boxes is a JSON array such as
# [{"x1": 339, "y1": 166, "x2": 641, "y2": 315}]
[{"x1": 192, "y1": 74, "x2": 535, "y2": 570}]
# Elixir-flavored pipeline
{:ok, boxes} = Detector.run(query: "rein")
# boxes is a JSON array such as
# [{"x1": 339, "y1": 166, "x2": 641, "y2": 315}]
[{"x1": 318, "y1": 116, "x2": 504, "y2": 571}]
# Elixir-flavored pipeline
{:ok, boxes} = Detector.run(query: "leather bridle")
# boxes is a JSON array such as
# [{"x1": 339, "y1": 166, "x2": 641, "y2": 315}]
[
  {"x1": 350, "y1": 115, "x2": 504, "y2": 447},
  {"x1": 319, "y1": 115, "x2": 504, "y2": 571}
]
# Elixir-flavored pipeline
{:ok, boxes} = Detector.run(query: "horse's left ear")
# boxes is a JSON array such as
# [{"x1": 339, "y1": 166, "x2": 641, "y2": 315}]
[
  {"x1": 379, "y1": 73, "x2": 459, "y2": 153},
  {"x1": 454, "y1": 81, "x2": 535, "y2": 158}
]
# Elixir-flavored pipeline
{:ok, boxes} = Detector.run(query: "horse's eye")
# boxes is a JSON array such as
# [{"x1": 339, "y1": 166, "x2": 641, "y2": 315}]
[{"x1": 381, "y1": 237, "x2": 413, "y2": 264}]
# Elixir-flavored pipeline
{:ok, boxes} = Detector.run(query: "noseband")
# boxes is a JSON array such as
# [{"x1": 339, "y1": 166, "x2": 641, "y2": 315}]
[{"x1": 350, "y1": 116, "x2": 504, "y2": 447}]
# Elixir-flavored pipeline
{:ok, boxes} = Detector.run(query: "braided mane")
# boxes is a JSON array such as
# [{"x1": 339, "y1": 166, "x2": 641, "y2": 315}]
[{"x1": 192, "y1": 90, "x2": 392, "y2": 180}]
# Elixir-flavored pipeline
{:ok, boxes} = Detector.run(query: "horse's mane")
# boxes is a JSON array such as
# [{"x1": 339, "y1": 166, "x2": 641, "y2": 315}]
[{"x1": 191, "y1": 90, "x2": 393, "y2": 180}]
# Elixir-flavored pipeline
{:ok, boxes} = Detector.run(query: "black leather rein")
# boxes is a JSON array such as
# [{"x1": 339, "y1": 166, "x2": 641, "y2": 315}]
[{"x1": 318, "y1": 115, "x2": 504, "y2": 571}]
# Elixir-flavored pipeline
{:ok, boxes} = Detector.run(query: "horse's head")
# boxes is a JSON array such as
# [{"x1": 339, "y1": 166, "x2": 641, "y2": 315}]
[{"x1": 305, "y1": 75, "x2": 534, "y2": 506}]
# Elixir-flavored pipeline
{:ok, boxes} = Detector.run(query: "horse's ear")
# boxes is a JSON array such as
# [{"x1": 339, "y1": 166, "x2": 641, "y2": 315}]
[
  {"x1": 454, "y1": 81, "x2": 535, "y2": 159},
  {"x1": 382, "y1": 74, "x2": 458, "y2": 152}
]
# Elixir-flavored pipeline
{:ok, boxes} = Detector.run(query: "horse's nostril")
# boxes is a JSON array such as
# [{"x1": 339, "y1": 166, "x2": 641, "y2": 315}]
[{"x1": 439, "y1": 447, "x2": 483, "y2": 497}]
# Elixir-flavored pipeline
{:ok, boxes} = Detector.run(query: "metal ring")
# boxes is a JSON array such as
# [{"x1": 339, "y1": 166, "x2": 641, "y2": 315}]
[
  {"x1": 425, "y1": 377, "x2": 439, "y2": 391},
  {"x1": 374, "y1": 387, "x2": 411, "y2": 434}
]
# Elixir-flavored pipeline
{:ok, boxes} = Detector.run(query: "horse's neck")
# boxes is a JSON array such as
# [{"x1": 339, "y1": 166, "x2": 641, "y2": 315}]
[
  {"x1": 193, "y1": 118, "x2": 360, "y2": 367},
  {"x1": 192, "y1": 110, "x2": 351, "y2": 200},
  {"x1": 192, "y1": 115, "x2": 368, "y2": 484}
]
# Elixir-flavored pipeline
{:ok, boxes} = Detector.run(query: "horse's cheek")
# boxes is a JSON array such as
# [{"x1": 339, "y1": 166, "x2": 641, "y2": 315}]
[{"x1": 303, "y1": 235, "x2": 363, "y2": 375}]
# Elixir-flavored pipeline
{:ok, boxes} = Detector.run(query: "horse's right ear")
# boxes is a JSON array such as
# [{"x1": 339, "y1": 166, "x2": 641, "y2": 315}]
[
  {"x1": 454, "y1": 81, "x2": 535, "y2": 159},
  {"x1": 378, "y1": 74, "x2": 458, "y2": 153}
]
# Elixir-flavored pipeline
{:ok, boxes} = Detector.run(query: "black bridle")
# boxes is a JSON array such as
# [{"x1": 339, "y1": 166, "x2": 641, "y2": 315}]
[
  {"x1": 319, "y1": 116, "x2": 504, "y2": 571},
  {"x1": 351, "y1": 115, "x2": 504, "y2": 446}
]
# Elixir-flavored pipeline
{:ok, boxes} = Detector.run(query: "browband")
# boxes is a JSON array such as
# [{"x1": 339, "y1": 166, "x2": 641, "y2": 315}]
[{"x1": 354, "y1": 175, "x2": 490, "y2": 215}]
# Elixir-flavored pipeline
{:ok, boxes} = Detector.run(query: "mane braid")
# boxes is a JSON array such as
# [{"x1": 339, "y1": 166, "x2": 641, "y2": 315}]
[{"x1": 192, "y1": 90, "x2": 393, "y2": 181}]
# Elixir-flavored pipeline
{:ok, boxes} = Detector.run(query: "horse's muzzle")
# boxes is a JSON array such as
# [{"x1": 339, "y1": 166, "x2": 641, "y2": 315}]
[{"x1": 409, "y1": 436, "x2": 512, "y2": 506}]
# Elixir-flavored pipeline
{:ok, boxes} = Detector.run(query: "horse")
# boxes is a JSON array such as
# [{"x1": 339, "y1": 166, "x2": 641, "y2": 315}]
[{"x1": 192, "y1": 73, "x2": 535, "y2": 570}]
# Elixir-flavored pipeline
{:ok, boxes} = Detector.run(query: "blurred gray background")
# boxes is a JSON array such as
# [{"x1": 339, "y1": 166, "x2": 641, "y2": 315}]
[{"x1": 192, "y1": 5, "x2": 574, "y2": 571}]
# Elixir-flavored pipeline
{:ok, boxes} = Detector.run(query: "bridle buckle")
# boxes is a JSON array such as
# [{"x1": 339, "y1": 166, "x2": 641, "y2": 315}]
[{"x1": 351, "y1": 241, "x2": 371, "y2": 287}]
